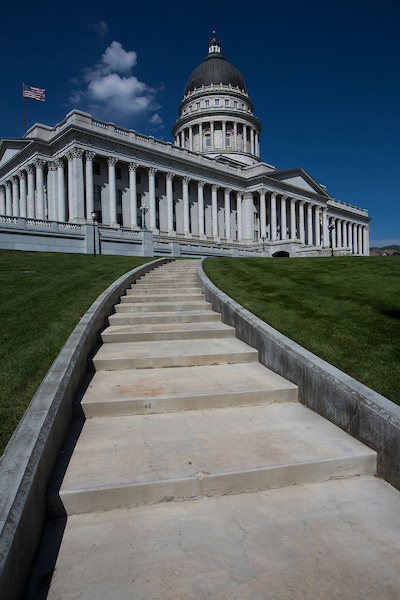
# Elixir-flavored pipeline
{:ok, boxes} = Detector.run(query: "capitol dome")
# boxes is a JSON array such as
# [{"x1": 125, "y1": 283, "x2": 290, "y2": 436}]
[
  {"x1": 184, "y1": 32, "x2": 247, "y2": 95},
  {"x1": 172, "y1": 32, "x2": 261, "y2": 166}
]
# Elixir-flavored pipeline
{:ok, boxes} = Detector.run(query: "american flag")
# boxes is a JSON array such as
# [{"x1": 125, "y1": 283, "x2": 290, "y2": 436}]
[{"x1": 23, "y1": 83, "x2": 45, "y2": 102}]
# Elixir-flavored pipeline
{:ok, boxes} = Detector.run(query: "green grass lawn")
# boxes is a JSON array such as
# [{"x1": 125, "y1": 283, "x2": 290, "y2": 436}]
[
  {"x1": 203, "y1": 256, "x2": 400, "y2": 405},
  {"x1": 0, "y1": 250, "x2": 152, "y2": 455}
]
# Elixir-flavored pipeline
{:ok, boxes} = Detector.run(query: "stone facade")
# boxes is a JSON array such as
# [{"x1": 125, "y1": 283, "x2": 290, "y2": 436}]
[{"x1": 0, "y1": 34, "x2": 370, "y2": 257}]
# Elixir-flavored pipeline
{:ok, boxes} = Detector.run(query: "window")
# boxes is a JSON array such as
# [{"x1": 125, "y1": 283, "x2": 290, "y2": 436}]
[
  {"x1": 226, "y1": 135, "x2": 231, "y2": 147},
  {"x1": 94, "y1": 161, "x2": 101, "y2": 175},
  {"x1": 205, "y1": 134, "x2": 211, "y2": 147},
  {"x1": 234, "y1": 101, "x2": 238, "y2": 108},
  {"x1": 116, "y1": 167, "x2": 122, "y2": 180},
  {"x1": 254, "y1": 230, "x2": 259, "y2": 241},
  {"x1": 196, "y1": 102, "x2": 200, "y2": 109},
  {"x1": 205, "y1": 100, "x2": 210, "y2": 107},
  {"x1": 254, "y1": 212, "x2": 259, "y2": 225},
  {"x1": 189, "y1": 105, "x2": 192, "y2": 112},
  {"x1": 215, "y1": 99, "x2": 220, "y2": 106},
  {"x1": 225, "y1": 99, "x2": 229, "y2": 106}
]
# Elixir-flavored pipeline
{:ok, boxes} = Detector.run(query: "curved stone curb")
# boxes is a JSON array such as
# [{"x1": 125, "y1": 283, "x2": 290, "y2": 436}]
[
  {"x1": 198, "y1": 258, "x2": 400, "y2": 491},
  {"x1": 0, "y1": 257, "x2": 173, "y2": 600}
]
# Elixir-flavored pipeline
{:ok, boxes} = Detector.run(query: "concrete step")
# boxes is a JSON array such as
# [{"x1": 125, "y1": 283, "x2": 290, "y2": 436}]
[
  {"x1": 92, "y1": 337, "x2": 259, "y2": 370},
  {"x1": 41, "y1": 476, "x2": 400, "y2": 600},
  {"x1": 79, "y1": 362, "x2": 298, "y2": 418},
  {"x1": 108, "y1": 310, "x2": 221, "y2": 326},
  {"x1": 120, "y1": 293, "x2": 205, "y2": 303},
  {"x1": 127, "y1": 287, "x2": 200, "y2": 295},
  {"x1": 101, "y1": 321, "x2": 235, "y2": 343},
  {"x1": 48, "y1": 403, "x2": 376, "y2": 516},
  {"x1": 114, "y1": 300, "x2": 211, "y2": 313}
]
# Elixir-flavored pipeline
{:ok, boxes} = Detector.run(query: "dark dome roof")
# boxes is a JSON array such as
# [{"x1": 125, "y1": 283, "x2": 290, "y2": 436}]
[{"x1": 184, "y1": 52, "x2": 247, "y2": 96}]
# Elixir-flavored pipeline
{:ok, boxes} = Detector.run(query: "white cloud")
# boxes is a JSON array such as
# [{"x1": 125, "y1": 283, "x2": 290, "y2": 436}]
[
  {"x1": 93, "y1": 21, "x2": 109, "y2": 37},
  {"x1": 70, "y1": 41, "x2": 163, "y2": 126}
]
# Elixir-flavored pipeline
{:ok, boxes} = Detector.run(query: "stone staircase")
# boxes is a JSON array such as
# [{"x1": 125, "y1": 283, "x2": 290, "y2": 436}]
[{"x1": 31, "y1": 259, "x2": 400, "y2": 600}]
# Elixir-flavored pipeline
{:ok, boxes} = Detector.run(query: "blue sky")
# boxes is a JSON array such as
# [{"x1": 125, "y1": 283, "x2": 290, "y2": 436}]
[{"x1": 1, "y1": 0, "x2": 398, "y2": 247}]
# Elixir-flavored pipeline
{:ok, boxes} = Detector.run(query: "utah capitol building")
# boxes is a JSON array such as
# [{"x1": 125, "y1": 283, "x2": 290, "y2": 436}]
[{"x1": 0, "y1": 32, "x2": 370, "y2": 258}]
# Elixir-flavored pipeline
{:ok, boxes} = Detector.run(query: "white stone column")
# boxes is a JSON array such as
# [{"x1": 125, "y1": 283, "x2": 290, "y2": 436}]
[
  {"x1": 5, "y1": 182, "x2": 12, "y2": 216},
  {"x1": 250, "y1": 128, "x2": 255, "y2": 155},
  {"x1": 331, "y1": 219, "x2": 336, "y2": 249},
  {"x1": 67, "y1": 148, "x2": 85, "y2": 223},
  {"x1": 212, "y1": 185, "x2": 219, "y2": 238},
  {"x1": 290, "y1": 198, "x2": 296, "y2": 239},
  {"x1": 198, "y1": 181, "x2": 205, "y2": 238},
  {"x1": 67, "y1": 154, "x2": 73, "y2": 221},
  {"x1": 353, "y1": 223, "x2": 358, "y2": 254},
  {"x1": 342, "y1": 221, "x2": 348, "y2": 248},
  {"x1": 182, "y1": 176, "x2": 191, "y2": 236},
  {"x1": 307, "y1": 203, "x2": 313, "y2": 245},
  {"x1": 314, "y1": 207, "x2": 321, "y2": 246},
  {"x1": 237, "y1": 192, "x2": 243, "y2": 241},
  {"x1": 222, "y1": 121, "x2": 226, "y2": 150},
  {"x1": 199, "y1": 123, "x2": 203, "y2": 153},
  {"x1": 348, "y1": 223, "x2": 353, "y2": 253},
  {"x1": 34, "y1": 159, "x2": 45, "y2": 220},
  {"x1": 85, "y1": 151, "x2": 95, "y2": 221},
  {"x1": 281, "y1": 195, "x2": 288, "y2": 240},
  {"x1": 358, "y1": 225, "x2": 363, "y2": 255},
  {"x1": 128, "y1": 162, "x2": 138, "y2": 229},
  {"x1": 189, "y1": 126, "x2": 193, "y2": 152},
  {"x1": 259, "y1": 189, "x2": 266, "y2": 239},
  {"x1": 107, "y1": 157, "x2": 118, "y2": 227},
  {"x1": 26, "y1": 166, "x2": 35, "y2": 219},
  {"x1": 244, "y1": 125, "x2": 248, "y2": 152},
  {"x1": 0, "y1": 186, "x2": 5, "y2": 215},
  {"x1": 299, "y1": 201, "x2": 305, "y2": 243},
  {"x1": 210, "y1": 122, "x2": 215, "y2": 151},
  {"x1": 55, "y1": 159, "x2": 66, "y2": 222},
  {"x1": 337, "y1": 219, "x2": 342, "y2": 248},
  {"x1": 322, "y1": 208, "x2": 329, "y2": 247},
  {"x1": 166, "y1": 172, "x2": 174, "y2": 235},
  {"x1": 363, "y1": 226, "x2": 370, "y2": 256},
  {"x1": 19, "y1": 172, "x2": 27, "y2": 218},
  {"x1": 12, "y1": 176, "x2": 20, "y2": 217},
  {"x1": 47, "y1": 162, "x2": 57, "y2": 221},
  {"x1": 270, "y1": 192, "x2": 277, "y2": 241},
  {"x1": 224, "y1": 188, "x2": 231, "y2": 240},
  {"x1": 233, "y1": 122, "x2": 238, "y2": 151},
  {"x1": 242, "y1": 193, "x2": 254, "y2": 241},
  {"x1": 256, "y1": 132, "x2": 260, "y2": 157},
  {"x1": 148, "y1": 167, "x2": 157, "y2": 231}
]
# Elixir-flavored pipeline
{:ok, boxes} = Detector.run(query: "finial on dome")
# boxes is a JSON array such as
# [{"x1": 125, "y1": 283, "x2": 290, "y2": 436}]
[{"x1": 208, "y1": 31, "x2": 221, "y2": 54}]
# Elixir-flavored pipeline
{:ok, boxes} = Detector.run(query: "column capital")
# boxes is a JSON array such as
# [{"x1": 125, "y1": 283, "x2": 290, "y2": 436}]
[
  {"x1": 34, "y1": 158, "x2": 46, "y2": 169},
  {"x1": 258, "y1": 187, "x2": 267, "y2": 196},
  {"x1": 11, "y1": 176, "x2": 19, "y2": 184},
  {"x1": 129, "y1": 162, "x2": 138, "y2": 172},
  {"x1": 270, "y1": 191, "x2": 278, "y2": 199},
  {"x1": 197, "y1": 180, "x2": 205, "y2": 189},
  {"x1": 5, "y1": 181, "x2": 11, "y2": 189},
  {"x1": 70, "y1": 147, "x2": 84, "y2": 159},
  {"x1": 26, "y1": 165, "x2": 35, "y2": 174},
  {"x1": 107, "y1": 156, "x2": 118, "y2": 167},
  {"x1": 85, "y1": 150, "x2": 96, "y2": 161},
  {"x1": 166, "y1": 172, "x2": 175, "y2": 181},
  {"x1": 48, "y1": 161, "x2": 58, "y2": 171},
  {"x1": 55, "y1": 159, "x2": 64, "y2": 168},
  {"x1": 183, "y1": 176, "x2": 191, "y2": 185},
  {"x1": 148, "y1": 167, "x2": 158, "y2": 176},
  {"x1": 299, "y1": 199, "x2": 305, "y2": 206},
  {"x1": 212, "y1": 184, "x2": 219, "y2": 192},
  {"x1": 18, "y1": 171, "x2": 27, "y2": 181},
  {"x1": 322, "y1": 206, "x2": 329, "y2": 213},
  {"x1": 225, "y1": 187, "x2": 232, "y2": 195},
  {"x1": 281, "y1": 194, "x2": 288, "y2": 202}
]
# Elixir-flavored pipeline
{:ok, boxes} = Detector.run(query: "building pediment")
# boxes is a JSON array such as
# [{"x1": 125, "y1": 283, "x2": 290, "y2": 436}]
[
  {"x1": 268, "y1": 167, "x2": 331, "y2": 198},
  {"x1": 0, "y1": 139, "x2": 31, "y2": 168}
]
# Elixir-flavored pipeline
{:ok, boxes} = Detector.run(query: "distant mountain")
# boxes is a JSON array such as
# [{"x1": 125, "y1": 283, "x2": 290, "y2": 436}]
[{"x1": 370, "y1": 245, "x2": 400, "y2": 256}]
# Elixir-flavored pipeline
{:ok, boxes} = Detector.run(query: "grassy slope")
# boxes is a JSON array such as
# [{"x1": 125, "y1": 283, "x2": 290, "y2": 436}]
[
  {"x1": 0, "y1": 251, "x2": 152, "y2": 455},
  {"x1": 203, "y1": 256, "x2": 400, "y2": 405}
]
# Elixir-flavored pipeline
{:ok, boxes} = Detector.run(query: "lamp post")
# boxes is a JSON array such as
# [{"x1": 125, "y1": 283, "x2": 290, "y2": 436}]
[
  {"x1": 261, "y1": 235, "x2": 266, "y2": 251},
  {"x1": 328, "y1": 219, "x2": 335, "y2": 257},
  {"x1": 91, "y1": 211, "x2": 97, "y2": 257},
  {"x1": 140, "y1": 205, "x2": 148, "y2": 229}
]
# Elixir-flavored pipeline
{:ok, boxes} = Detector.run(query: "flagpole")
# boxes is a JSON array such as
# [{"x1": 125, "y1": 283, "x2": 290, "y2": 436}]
[{"x1": 23, "y1": 81, "x2": 26, "y2": 135}]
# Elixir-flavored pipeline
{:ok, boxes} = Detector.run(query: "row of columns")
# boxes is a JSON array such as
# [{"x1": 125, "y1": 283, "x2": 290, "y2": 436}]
[
  {"x1": 0, "y1": 152, "x2": 369, "y2": 254},
  {"x1": 175, "y1": 121, "x2": 260, "y2": 156}
]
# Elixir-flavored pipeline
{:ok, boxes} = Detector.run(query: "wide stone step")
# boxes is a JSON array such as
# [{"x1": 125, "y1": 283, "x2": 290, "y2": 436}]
[
  {"x1": 101, "y1": 321, "x2": 235, "y2": 343},
  {"x1": 108, "y1": 310, "x2": 221, "y2": 326},
  {"x1": 42, "y1": 476, "x2": 400, "y2": 600},
  {"x1": 48, "y1": 403, "x2": 376, "y2": 516},
  {"x1": 92, "y1": 337, "x2": 258, "y2": 370},
  {"x1": 114, "y1": 300, "x2": 211, "y2": 313},
  {"x1": 133, "y1": 282, "x2": 199, "y2": 289},
  {"x1": 127, "y1": 287, "x2": 200, "y2": 295},
  {"x1": 79, "y1": 362, "x2": 298, "y2": 418},
  {"x1": 120, "y1": 293, "x2": 205, "y2": 303}
]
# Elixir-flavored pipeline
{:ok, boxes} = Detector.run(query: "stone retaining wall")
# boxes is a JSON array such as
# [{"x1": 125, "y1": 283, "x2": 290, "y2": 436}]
[{"x1": 198, "y1": 258, "x2": 400, "y2": 490}]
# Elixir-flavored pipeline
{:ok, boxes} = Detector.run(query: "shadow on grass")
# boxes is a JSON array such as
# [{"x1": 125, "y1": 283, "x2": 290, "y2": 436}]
[{"x1": 381, "y1": 310, "x2": 400, "y2": 321}]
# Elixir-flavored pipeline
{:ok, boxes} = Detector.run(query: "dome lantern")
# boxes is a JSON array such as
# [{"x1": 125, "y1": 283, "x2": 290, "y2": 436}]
[{"x1": 208, "y1": 31, "x2": 221, "y2": 55}]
